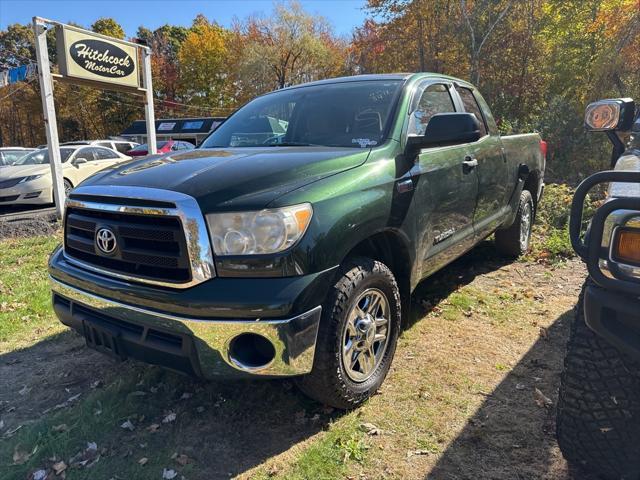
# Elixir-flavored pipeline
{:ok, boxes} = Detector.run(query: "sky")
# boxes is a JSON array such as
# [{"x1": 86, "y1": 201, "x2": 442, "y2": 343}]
[{"x1": 0, "y1": 0, "x2": 370, "y2": 37}]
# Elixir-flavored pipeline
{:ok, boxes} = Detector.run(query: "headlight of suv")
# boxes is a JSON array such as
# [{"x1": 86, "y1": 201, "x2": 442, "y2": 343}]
[
  {"x1": 206, "y1": 203, "x2": 313, "y2": 256},
  {"x1": 612, "y1": 227, "x2": 640, "y2": 267},
  {"x1": 18, "y1": 174, "x2": 44, "y2": 183}
]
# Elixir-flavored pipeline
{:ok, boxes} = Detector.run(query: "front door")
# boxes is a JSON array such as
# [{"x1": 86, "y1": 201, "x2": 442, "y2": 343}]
[{"x1": 405, "y1": 81, "x2": 479, "y2": 279}]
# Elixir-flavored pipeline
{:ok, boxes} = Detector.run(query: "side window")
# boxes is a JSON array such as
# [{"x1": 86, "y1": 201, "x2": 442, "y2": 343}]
[
  {"x1": 114, "y1": 143, "x2": 130, "y2": 154},
  {"x1": 456, "y1": 87, "x2": 488, "y2": 137},
  {"x1": 95, "y1": 148, "x2": 118, "y2": 160},
  {"x1": 408, "y1": 83, "x2": 456, "y2": 136},
  {"x1": 76, "y1": 147, "x2": 96, "y2": 161}
]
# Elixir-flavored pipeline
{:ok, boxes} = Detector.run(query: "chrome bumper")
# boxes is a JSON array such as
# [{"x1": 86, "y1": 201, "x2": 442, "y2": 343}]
[{"x1": 50, "y1": 276, "x2": 322, "y2": 378}]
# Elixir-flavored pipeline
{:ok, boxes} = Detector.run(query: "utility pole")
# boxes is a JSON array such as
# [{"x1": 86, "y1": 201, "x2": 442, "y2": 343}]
[
  {"x1": 417, "y1": 15, "x2": 426, "y2": 72},
  {"x1": 33, "y1": 17, "x2": 65, "y2": 217}
]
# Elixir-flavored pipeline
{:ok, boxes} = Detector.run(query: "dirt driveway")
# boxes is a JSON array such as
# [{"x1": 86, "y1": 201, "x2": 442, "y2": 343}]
[{"x1": 0, "y1": 242, "x2": 587, "y2": 479}]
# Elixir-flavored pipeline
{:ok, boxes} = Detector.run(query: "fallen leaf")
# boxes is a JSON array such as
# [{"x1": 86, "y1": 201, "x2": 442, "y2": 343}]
[
  {"x1": 407, "y1": 449, "x2": 430, "y2": 457},
  {"x1": 515, "y1": 383, "x2": 526, "y2": 391},
  {"x1": 180, "y1": 393, "x2": 192, "y2": 400},
  {"x1": 87, "y1": 442, "x2": 97, "y2": 451},
  {"x1": 13, "y1": 444, "x2": 36, "y2": 465},
  {"x1": 147, "y1": 423, "x2": 161, "y2": 433},
  {"x1": 162, "y1": 412, "x2": 176, "y2": 424},
  {"x1": 53, "y1": 460, "x2": 67, "y2": 475},
  {"x1": 360, "y1": 422, "x2": 382, "y2": 436},
  {"x1": 120, "y1": 420, "x2": 135, "y2": 431},
  {"x1": 19, "y1": 385, "x2": 31, "y2": 396},
  {"x1": 31, "y1": 469, "x2": 47, "y2": 480},
  {"x1": 175, "y1": 454, "x2": 190, "y2": 466},
  {"x1": 138, "y1": 457, "x2": 149, "y2": 466},
  {"x1": 52, "y1": 424, "x2": 68, "y2": 433},
  {"x1": 534, "y1": 388, "x2": 553, "y2": 408},
  {"x1": 162, "y1": 468, "x2": 178, "y2": 479}
]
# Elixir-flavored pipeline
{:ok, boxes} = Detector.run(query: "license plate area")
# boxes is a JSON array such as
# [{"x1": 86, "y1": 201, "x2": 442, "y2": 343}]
[{"x1": 83, "y1": 319, "x2": 127, "y2": 361}]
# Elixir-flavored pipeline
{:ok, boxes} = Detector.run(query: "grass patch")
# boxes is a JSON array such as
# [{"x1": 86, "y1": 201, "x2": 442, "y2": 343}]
[
  {"x1": 527, "y1": 183, "x2": 598, "y2": 264},
  {"x1": 0, "y1": 235, "x2": 62, "y2": 352}
]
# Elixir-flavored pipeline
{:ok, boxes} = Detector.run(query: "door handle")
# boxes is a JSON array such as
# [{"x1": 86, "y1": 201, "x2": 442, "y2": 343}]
[{"x1": 462, "y1": 157, "x2": 478, "y2": 173}]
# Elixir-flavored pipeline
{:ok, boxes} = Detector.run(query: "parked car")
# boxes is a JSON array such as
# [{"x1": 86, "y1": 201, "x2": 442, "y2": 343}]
[
  {"x1": 0, "y1": 145, "x2": 130, "y2": 205},
  {"x1": 556, "y1": 98, "x2": 640, "y2": 478},
  {"x1": 48, "y1": 73, "x2": 545, "y2": 408},
  {"x1": 0, "y1": 147, "x2": 36, "y2": 166},
  {"x1": 61, "y1": 139, "x2": 139, "y2": 155},
  {"x1": 127, "y1": 140, "x2": 195, "y2": 156}
]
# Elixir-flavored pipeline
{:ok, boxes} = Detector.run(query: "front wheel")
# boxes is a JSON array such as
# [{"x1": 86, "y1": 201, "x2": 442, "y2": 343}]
[
  {"x1": 557, "y1": 281, "x2": 640, "y2": 479},
  {"x1": 495, "y1": 189, "x2": 534, "y2": 257},
  {"x1": 296, "y1": 257, "x2": 401, "y2": 409}
]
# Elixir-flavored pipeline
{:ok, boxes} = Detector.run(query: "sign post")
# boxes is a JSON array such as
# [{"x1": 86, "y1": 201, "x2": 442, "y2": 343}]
[
  {"x1": 31, "y1": 17, "x2": 154, "y2": 217},
  {"x1": 142, "y1": 48, "x2": 157, "y2": 155},
  {"x1": 33, "y1": 18, "x2": 65, "y2": 217}
]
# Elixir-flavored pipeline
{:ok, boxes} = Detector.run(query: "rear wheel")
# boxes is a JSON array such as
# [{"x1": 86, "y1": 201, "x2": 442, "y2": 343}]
[
  {"x1": 495, "y1": 189, "x2": 533, "y2": 257},
  {"x1": 557, "y1": 281, "x2": 640, "y2": 479},
  {"x1": 296, "y1": 257, "x2": 401, "y2": 409}
]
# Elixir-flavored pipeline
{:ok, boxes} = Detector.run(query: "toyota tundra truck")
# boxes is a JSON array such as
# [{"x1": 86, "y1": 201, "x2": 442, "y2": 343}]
[
  {"x1": 48, "y1": 73, "x2": 545, "y2": 409},
  {"x1": 557, "y1": 98, "x2": 640, "y2": 478}
]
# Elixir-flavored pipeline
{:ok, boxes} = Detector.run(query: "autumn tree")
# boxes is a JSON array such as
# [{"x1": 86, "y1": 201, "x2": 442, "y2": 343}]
[
  {"x1": 233, "y1": 0, "x2": 348, "y2": 101},
  {"x1": 178, "y1": 16, "x2": 233, "y2": 110}
]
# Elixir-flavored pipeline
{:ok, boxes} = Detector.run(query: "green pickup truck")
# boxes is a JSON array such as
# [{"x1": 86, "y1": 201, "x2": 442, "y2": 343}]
[{"x1": 48, "y1": 73, "x2": 545, "y2": 408}]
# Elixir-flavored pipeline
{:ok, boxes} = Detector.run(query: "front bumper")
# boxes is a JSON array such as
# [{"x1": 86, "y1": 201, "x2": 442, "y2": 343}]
[
  {"x1": 50, "y1": 276, "x2": 323, "y2": 378},
  {"x1": 584, "y1": 284, "x2": 640, "y2": 361},
  {"x1": 0, "y1": 180, "x2": 51, "y2": 205}
]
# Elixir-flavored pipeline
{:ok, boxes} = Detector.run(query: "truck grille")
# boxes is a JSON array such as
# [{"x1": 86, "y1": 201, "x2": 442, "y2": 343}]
[{"x1": 64, "y1": 206, "x2": 192, "y2": 284}]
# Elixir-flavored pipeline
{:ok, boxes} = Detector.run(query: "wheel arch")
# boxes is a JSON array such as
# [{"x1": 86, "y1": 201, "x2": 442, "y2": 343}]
[{"x1": 342, "y1": 229, "x2": 413, "y2": 324}]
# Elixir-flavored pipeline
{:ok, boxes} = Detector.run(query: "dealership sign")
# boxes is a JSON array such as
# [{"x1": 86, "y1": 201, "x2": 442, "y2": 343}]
[{"x1": 56, "y1": 25, "x2": 140, "y2": 89}]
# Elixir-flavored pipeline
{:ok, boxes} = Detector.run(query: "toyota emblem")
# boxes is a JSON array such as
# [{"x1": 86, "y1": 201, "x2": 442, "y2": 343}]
[{"x1": 95, "y1": 227, "x2": 117, "y2": 254}]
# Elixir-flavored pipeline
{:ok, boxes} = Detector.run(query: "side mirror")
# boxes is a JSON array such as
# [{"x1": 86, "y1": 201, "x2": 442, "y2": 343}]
[
  {"x1": 407, "y1": 113, "x2": 481, "y2": 151},
  {"x1": 73, "y1": 157, "x2": 88, "y2": 166},
  {"x1": 585, "y1": 98, "x2": 635, "y2": 132}
]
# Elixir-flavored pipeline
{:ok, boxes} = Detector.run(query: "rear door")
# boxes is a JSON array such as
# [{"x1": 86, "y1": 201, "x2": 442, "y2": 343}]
[
  {"x1": 406, "y1": 80, "x2": 479, "y2": 278},
  {"x1": 93, "y1": 147, "x2": 125, "y2": 170},
  {"x1": 454, "y1": 85, "x2": 510, "y2": 239}
]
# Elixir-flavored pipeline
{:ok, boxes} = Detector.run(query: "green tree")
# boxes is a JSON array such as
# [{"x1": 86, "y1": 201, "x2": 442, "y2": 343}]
[{"x1": 91, "y1": 18, "x2": 125, "y2": 39}]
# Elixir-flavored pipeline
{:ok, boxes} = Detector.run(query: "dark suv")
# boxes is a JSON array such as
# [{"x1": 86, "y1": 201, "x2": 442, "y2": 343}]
[{"x1": 557, "y1": 98, "x2": 640, "y2": 478}]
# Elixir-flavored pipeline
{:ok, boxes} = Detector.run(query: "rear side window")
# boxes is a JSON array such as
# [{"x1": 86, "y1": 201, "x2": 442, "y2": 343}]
[
  {"x1": 97, "y1": 142, "x2": 113, "y2": 149},
  {"x1": 408, "y1": 84, "x2": 456, "y2": 136},
  {"x1": 456, "y1": 87, "x2": 488, "y2": 137},
  {"x1": 114, "y1": 143, "x2": 131, "y2": 154},
  {"x1": 95, "y1": 147, "x2": 119, "y2": 159}
]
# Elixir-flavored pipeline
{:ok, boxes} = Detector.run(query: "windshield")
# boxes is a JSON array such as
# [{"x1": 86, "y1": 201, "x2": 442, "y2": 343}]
[
  {"x1": 14, "y1": 148, "x2": 74, "y2": 165},
  {"x1": 200, "y1": 80, "x2": 403, "y2": 149},
  {"x1": 130, "y1": 141, "x2": 168, "y2": 152},
  {"x1": 1, "y1": 150, "x2": 33, "y2": 165}
]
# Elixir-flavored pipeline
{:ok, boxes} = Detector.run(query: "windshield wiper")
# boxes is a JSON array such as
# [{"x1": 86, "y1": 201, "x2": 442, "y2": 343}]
[{"x1": 265, "y1": 142, "x2": 317, "y2": 147}]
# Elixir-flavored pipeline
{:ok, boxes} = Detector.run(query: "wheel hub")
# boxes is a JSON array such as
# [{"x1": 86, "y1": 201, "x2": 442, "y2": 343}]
[{"x1": 342, "y1": 288, "x2": 391, "y2": 383}]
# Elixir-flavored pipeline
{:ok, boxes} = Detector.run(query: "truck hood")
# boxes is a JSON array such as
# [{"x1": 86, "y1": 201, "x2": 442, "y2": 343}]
[{"x1": 81, "y1": 146, "x2": 370, "y2": 211}]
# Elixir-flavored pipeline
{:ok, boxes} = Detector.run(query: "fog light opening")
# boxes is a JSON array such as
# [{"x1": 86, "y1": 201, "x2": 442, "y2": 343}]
[{"x1": 228, "y1": 333, "x2": 276, "y2": 370}]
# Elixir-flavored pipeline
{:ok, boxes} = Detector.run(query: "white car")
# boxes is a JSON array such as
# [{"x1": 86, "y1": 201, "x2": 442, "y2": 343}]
[
  {"x1": 0, "y1": 145, "x2": 131, "y2": 206},
  {"x1": 61, "y1": 139, "x2": 139, "y2": 155},
  {"x1": 0, "y1": 147, "x2": 36, "y2": 167}
]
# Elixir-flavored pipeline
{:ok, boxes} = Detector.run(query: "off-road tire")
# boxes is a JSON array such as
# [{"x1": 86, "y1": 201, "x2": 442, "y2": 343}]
[
  {"x1": 296, "y1": 257, "x2": 401, "y2": 409},
  {"x1": 495, "y1": 189, "x2": 534, "y2": 257},
  {"x1": 557, "y1": 280, "x2": 640, "y2": 479}
]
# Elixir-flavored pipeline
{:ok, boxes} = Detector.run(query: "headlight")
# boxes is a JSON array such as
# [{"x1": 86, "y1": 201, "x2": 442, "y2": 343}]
[
  {"x1": 18, "y1": 174, "x2": 44, "y2": 183},
  {"x1": 612, "y1": 227, "x2": 640, "y2": 266},
  {"x1": 206, "y1": 203, "x2": 313, "y2": 256}
]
